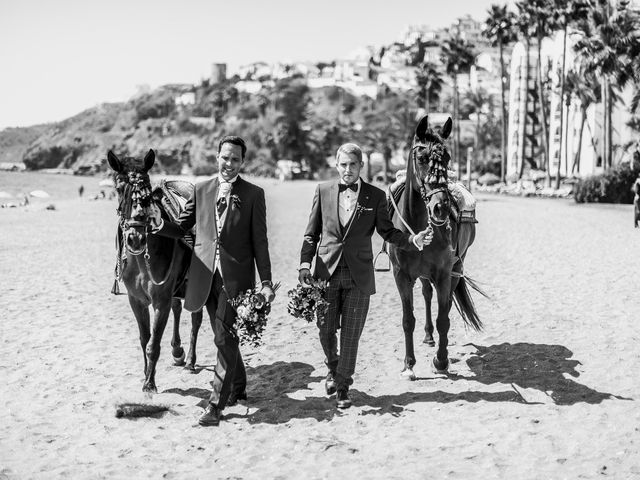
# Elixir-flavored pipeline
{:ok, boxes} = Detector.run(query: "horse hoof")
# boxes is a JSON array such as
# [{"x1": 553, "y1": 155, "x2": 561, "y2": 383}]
[
  {"x1": 184, "y1": 363, "x2": 197, "y2": 373},
  {"x1": 422, "y1": 336, "x2": 435, "y2": 347},
  {"x1": 400, "y1": 368, "x2": 416, "y2": 381},
  {"x1": 432, "y1": 357, "x2": 449, "y2": 374},
  {"x1": 173, "y1": 350, "x2": 186, "y2": 366},
  {"x1": 142, "y1": 384, "x2": 157, "y2": 394}
]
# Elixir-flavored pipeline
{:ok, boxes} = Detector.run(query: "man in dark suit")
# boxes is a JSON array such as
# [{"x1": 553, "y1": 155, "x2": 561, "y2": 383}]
[
  {"x1": 152, "y1": 135, "x2": 274, "y2": 426},
  {"x1": 298, "y1": 143, "x2": 432, "y2": 408}
]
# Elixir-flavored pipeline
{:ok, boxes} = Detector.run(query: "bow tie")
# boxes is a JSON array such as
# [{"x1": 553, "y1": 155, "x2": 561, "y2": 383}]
[{"x1": 339, "y1": 183, "x2": 358, "y2": 193}]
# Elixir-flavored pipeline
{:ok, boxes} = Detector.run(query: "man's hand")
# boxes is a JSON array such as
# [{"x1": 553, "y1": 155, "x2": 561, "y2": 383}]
[
  {"x1": 414, "y1": 227, "x2": 434, "y2": 247},
  {"x1": 149, "y1": 205, "x2": 163, "y2": 232},
  {"x1": 260, "y1": 285, "x2": 276, "y2": 303},
  {"x1": 298, "y1": 268, "x2": 312, "y2": 287}
]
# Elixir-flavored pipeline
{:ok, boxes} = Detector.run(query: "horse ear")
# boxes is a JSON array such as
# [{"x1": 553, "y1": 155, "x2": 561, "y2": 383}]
[
  {"x1": 143, "y1": 149, "x2": 155, "y2": 172},
  {"x1": 107, "y1": 150, "x2": 122, "y2": 172},
  {"x1": 415, "y1": 114, "x2": 429, "y2": 140},
  {"x1": 440, "y1": 117, "x2": 453, "y2": 140}
]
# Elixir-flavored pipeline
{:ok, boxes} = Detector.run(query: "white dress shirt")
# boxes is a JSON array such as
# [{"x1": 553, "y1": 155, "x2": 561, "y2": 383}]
[{"x1": 338, "y1": 178, "x2": 361, "y2": 227}]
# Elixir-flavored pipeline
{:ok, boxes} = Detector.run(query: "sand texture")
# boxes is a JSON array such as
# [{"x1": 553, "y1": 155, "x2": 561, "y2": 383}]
[{"x1": 1, "y1": 172, "x2": 639, "y2": 479}]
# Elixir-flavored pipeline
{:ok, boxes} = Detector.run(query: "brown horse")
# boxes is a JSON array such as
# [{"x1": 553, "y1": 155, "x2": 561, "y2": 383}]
[
  {"x1": 388, "y1": 115, "x2": 483, "y2": 379},
  {"x1": 108, "y1": 149, "x2": 203, "y2": 392}
]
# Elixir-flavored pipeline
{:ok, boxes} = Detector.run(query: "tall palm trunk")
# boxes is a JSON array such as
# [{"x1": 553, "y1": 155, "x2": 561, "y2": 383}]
[
  {"x1": 571, "y1": 108, "x2": 587, "y2": 174},
  {"x1": 519, "y1": 38, "x2": 531, "y2": 179},
  {"x1": 453, "y1": 71, "x2": 460, "y2": 174},
  {"x1": 607, "y1": 82, "x2": 613, "y2": 168},
  {"x1": 499, "y1": 41, "x2": 507, "y2": 183},
  {"x1": 555, "y1": 24, "x2": 568, "y2": 189},
  {"x1": 536, "y1": 35, "x2": 550, "y2": 186},
  {"x1": 425, "y1": 85, "x2": 431, "y2": 114},
  {"x1": 601, "y1": 80, "x2": 608, "y2": 169}
]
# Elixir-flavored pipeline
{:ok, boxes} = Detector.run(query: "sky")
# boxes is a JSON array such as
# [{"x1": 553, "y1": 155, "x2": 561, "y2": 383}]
[{"x1": 0, "y1": 0, "x2": 511, "y2": 130}]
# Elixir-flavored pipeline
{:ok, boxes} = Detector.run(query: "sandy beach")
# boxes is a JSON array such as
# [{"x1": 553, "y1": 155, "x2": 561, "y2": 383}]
[{"x1": 1, "y1": 171, "x2": 639, "y2": 479}]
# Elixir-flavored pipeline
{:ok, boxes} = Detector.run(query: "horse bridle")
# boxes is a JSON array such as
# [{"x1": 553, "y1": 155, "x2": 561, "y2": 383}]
[
  {"x1": 116, "y1": 171, "x2": 152, "y2": 255},
  {"x1": 115, "y1": 172, "x2": 175, "y2": 286},
  {"x1": 411, "y1": 144, "x2": 451, "y2": 229}
]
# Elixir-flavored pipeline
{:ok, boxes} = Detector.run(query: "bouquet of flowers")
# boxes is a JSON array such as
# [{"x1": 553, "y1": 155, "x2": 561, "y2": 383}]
[
  {"x1": 287, "y1": 278, "x2": 329, "y2": 325},
  {"x1": 229, "y1": 282, "x2": 280, "y2": 347}
]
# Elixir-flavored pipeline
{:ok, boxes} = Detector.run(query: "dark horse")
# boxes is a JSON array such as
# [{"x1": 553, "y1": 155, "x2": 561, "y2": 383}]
[
  {"x1": 389, "y1": 115, "x2": 483, "y2": 379},
  {"x1": 108, "y1": 149, "x2": 204, "y2": 392}
]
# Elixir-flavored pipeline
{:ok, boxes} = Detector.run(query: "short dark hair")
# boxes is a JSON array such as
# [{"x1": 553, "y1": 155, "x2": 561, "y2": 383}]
[{"x1": 218, "y1": 135, "x2": 247, "y2": 158}]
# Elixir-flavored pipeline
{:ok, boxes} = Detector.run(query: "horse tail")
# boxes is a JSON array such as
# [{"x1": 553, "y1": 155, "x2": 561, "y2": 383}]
[{"x1": 452, "y1": 274, "x2": 487, "y2": 331}]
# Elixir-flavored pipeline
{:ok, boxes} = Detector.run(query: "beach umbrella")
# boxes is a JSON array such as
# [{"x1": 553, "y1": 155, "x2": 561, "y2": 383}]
[
  {"x1": 0, "y1": 191, "x2": 13, "y2": 199},
  {"x1": 98, "y1": 178, "x2": 115, "y2": 187},
  {"x1": 30, "y1": 190, "x2": 50, "y2": 198}
]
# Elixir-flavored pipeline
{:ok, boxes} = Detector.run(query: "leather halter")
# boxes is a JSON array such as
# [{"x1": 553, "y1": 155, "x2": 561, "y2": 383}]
[
  {"x1": 115, "y1": 171, "x2": 175, "y2": 286},
  {"x1": 410, "y1": 146, "x2": 451, "y2": 228}
]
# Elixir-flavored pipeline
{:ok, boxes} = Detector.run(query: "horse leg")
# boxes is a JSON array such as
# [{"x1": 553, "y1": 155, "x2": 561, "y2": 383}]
[
  {"x1": 419, "y1": 278, "x2": 435, "y2": 346},
  {"x1": 184, "y1": 309, "x2": 203, "y2": 373},
  {"x1": 433, "y1": 274, "x2": 453, "y2": 374},
  {"x1": 170, "y1": 298, "x2": 186, "y2": 366},
  {"x1": 143, "y1": 300, "x2": 172, "y2": 393},
  {"x1": 394, "y1": 269, "x2": 417, "y2": 380},
  {"x1": 128, "y1": 296, "x2": 150, "y2": 377}
]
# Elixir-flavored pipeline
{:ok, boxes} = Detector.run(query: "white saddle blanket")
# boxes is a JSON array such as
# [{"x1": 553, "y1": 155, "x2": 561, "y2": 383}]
[{"x1": 448, "y1": 181, "x2": 476, "y2": 212}]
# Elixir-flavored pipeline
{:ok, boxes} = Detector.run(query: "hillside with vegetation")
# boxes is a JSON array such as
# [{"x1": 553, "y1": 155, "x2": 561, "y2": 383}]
[{"x1": 0, "y1": 75, "x2": 502, "y2": 180}]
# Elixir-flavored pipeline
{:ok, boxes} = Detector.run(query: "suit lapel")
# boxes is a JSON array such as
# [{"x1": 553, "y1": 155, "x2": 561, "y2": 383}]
[
  {"x1": 327, "y1": 182, "x2": 342, "y2": 238},
  {"x1": 208, "y1": 177, "x2": 220, "y2": 241}
]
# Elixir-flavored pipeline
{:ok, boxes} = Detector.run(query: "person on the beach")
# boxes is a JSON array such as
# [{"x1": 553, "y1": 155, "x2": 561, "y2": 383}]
[
  {"x1": 297, "y1": 143, "x2": 433, "y2": 408},
  {"x1": 152, "y1": 135, "x2": 275, "y2": 426}
]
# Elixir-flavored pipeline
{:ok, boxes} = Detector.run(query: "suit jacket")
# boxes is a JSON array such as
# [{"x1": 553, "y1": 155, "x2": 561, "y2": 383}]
[
  {"x1": 158, "y1": 176, "x2": 272, "y2": 311},
  {"x1": 300, "y1": 179, "x2": 416, "y2": 296}
]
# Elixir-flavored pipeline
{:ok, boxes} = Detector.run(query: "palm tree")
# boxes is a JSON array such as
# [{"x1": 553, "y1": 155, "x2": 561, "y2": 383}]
[
  {"x1": 441, "y1": 33, "x2": 476, "y2": 175},
  {"x1": 564, "y1": 68, "x2": 601, "y2": 174},
  {"x1": 519, "y1": 0, "x2": 556, "y2": 185},
  {"x1": 484, "y1": 3, "x2": 518, "y2": 183},
  {"x1": 464, "y1": 88, "x2": 494, "y2": 161},
  {"x1": 357, "y1": 95, "x2": 417, "y2": 184},
  {"x1": 415, "y1": 61, "x2": 443, "y2": 113},
  {"x1": 573, "y1": 0, "x2": 639, "y2": 169},
  {"x1": 514, "y1": 3, "x2": 535, "y2": 178},
  {"x1": 553, "y1": 0, "x2": 592, "y2": 188}
]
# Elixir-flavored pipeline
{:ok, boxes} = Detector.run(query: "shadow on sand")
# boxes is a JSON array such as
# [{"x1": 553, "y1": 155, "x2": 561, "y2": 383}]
[
  {"x1": 451, "y1": 342, "x2": 629, "y2": 406},
  {"x1": 164, "y1": 343, "x2": 629, "y2": 424}
]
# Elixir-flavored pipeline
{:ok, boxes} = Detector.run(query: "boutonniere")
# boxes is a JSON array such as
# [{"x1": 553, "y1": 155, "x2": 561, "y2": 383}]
[
  {"x1": 355, "y1": 203, "x2": 373, "y2": 217},
  {"x1": 230, "y1": 194, "x2": 241, "y2": 209}
]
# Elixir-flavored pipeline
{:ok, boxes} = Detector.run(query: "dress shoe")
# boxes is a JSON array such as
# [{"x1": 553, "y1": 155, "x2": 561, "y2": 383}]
[
  {"x1": 227, "y1": 390, "x2": 247, "y2": 407},
  {"x1": 336, "y1": 389, "x2": 352, "y2": 409},
  {"x1": 198, "y1": 404, "x2": 222, "y2": 426},
  {"x1": 325, "y1": 372, "x2": 337, "y2": 395}
]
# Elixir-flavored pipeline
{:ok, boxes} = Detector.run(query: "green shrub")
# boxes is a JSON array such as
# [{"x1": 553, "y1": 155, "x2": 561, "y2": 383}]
[{"x1": 574, "y1": 163, "x2": 637, "y2": 204}]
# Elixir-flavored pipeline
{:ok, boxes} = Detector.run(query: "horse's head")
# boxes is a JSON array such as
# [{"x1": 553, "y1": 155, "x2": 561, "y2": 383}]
[
  {"x1": 409, "y1": 115, "x2": 453, "y2": 226},
  {"x1": 108, "y1": 149, "x2": 156, "y2": 254}
]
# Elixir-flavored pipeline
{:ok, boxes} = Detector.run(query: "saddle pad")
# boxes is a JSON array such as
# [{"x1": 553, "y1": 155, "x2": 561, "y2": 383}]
[
  {"x1": 448, "y1": 181, "x2": 476, "y2": 212},
  {"x1": 152, "y1": 180, "x2": 195, "y2": 248}
]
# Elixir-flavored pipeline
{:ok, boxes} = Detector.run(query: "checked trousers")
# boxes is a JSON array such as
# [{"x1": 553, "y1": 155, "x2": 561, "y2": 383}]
[{"x1": 318, "y1": 265, "x2": 370, "y2": 390}]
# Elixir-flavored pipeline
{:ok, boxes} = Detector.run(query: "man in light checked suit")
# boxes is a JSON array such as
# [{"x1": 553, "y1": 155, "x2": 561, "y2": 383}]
[{"x1": 298, "y1": 143, "x2": 433, "y2": 408}]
